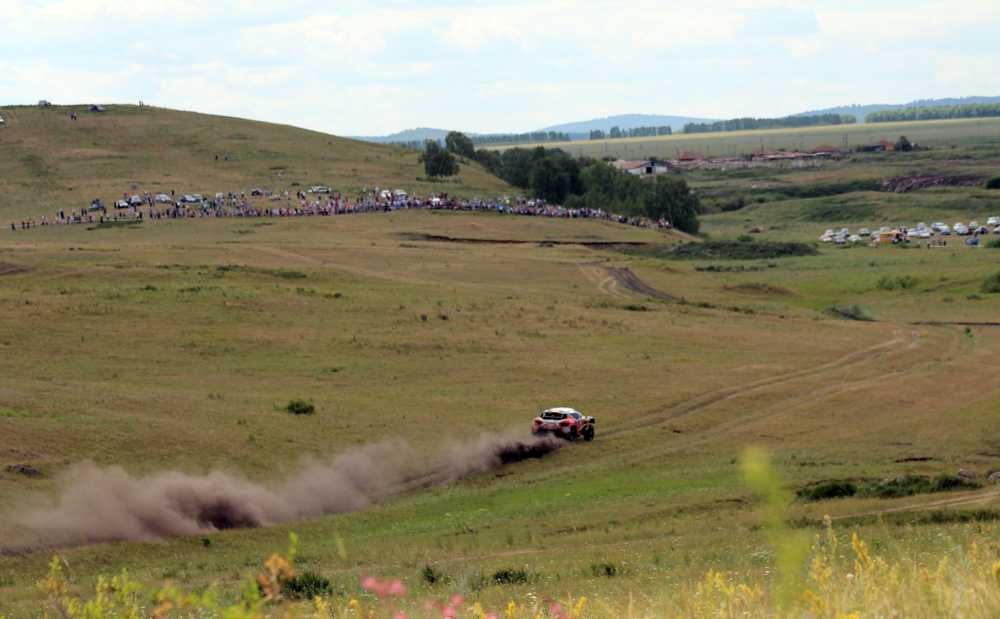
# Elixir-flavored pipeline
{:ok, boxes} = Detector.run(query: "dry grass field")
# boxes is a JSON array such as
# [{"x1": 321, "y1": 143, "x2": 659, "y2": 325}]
[{"x1": 1, "y1": 108, "x2": 1000, "y2": 618}]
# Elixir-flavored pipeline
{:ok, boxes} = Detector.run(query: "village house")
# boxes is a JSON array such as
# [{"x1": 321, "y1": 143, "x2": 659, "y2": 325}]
[
  {"x1": 610, "y1": 159, "x2": 679, "y2": 175},
  {"x1": 871, "y1": 140, "x2": 894, "y2": 151}
]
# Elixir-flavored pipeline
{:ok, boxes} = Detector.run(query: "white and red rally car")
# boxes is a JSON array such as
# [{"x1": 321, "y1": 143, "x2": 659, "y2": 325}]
[{"x1": 532, "y1": 407, "x2": 595, "y2": 441}]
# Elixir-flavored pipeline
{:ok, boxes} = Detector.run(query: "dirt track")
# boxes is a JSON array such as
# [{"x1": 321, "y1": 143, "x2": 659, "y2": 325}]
[{"x1": 579, "y1": 262, "x2": 677, "y2": 301}]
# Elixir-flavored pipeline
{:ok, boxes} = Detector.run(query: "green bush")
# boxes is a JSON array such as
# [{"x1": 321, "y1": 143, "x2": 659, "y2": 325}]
[
  {"x1": 281, "y1": 571, "x2": 330, "y2": 599},
  {"x1": 836, "y1": 304, "x2": 875, "y2": 321},
  {"x1": 860, "y1": 474, "x2": 980, "y2": 499},
  {"x1": 590, "y1": 562, "x2": 619, "y2": 578},
  {"x1": 876, "y1": 274, "x2": 919, "y2": 291},
  {"x1": 421, "y1": 565, "x2": 445, "y2": 585},
  {"x1": 986, "y1": 239, "x2": 1000, "y2": 249},
  {"x1": 986, "y1": 175, "x2": 1000, "y2": 190},
  {"x1": 668, "y1": 240, "x2": 818, "y2": 261},
  {"x1": 981, "y1": 271, "x2": 1000, "y2": 294},
  {"x1": 491, "y1": 568, "x2": 532, "y2": 585},
  {"x1": 797, "y1": 481, "x2": 858, "y2": 502},
  {"x1": 284, "y1": 399, "x2": 315, "y2": 415}
]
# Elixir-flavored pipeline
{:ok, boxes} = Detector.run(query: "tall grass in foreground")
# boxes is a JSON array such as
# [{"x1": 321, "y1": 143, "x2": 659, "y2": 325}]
[{"x1": 23, "y1": 454, "x2": 1000, "y2": 618}]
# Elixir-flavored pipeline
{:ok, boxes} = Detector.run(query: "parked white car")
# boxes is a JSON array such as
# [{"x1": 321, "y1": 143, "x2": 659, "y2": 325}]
[
  {"x1": 987, "y1": 217, "x2": 999, "y2": 227},
  {"x1": 931, "y1": 222, "x2": 944, "y2": 231},
  {"x1": 859, "y1": 228, "x2": 870, "y2": 236},
  {"x1": 849, "y1": 235, "x2": 862, "y2": 242},
  {"x1": 819, "y1": 235, "x2": 833, "y2": 243},
  {"x1": 917, "y1": 222, "x2": 927, "y2": 230},
  {"x1": 393, "y1": 189, "x2": 407, "y2": 198},
  {"x1": 154, "y1": 194, "x2": 172, "y2": 203}
]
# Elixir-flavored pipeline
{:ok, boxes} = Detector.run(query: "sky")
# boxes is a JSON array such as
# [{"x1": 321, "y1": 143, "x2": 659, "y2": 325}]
[{"x1": 2, "y1": 0, "x2": 998, "y2": 136}]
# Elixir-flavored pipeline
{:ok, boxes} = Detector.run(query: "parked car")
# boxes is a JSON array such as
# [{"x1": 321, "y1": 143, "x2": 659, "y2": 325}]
[
  {"x1": 88, "y1": 104, "x2": 106, "y2": 112},
  {"x1": 251, "y1": 189, "x2": 262, "y2": 196},
  {"x1": 917, "y1": 222, "x2": 927, "y2": 230},
  {"x1": 114, "y1": 200, "x2": 130, "y2": 209},
  {"x1": 819, "y1": 235, "x2": 833, "y2": 243},
  {"x1": 0, "y1": 115, "x2": 5, "y2": 125},
  {"x1": 849, "y1": 235, "x2": 863, "y2": 243},
  {"x1": 986, "y1": 217, "x2": 1000, "y2": 227},
  {"x1": 393, "y1": 189, "x2": 407, "y2": 198},
  {"x1": 749, "y1": 227, "x2": 764, "y2": 233},
  {"x1": 309, "y1": 186, "x2": 331, "y2": 194},
  {"x1": 531, "y1": 407, "x2": 594, "y2": 441},
  {"x1": 939, "y1": 226, "x2": 951, "y2": 235},
  {"x1": 129, "y1": 196, "x2": 143, "y2": 206},
  {"x1": 931, "y1": 222, "x2": 944, "y2": 231},
  {"x1": 154, "y1": 193, "x2": 172, "y2": 204},
  {"x1": 859, "y1": 228, "x2": 870, "y2": 236},
  {"x1": 215, "y1": 192, "x2": 225, "y2": 201},
  {"x1": 88, "y1": 199, "x2": 105, "y2": 212},
  {"x1": 970, "y1": 221, "x2": 979, "y2": 229},
  {"x1": 380, "y1": 190, "x2": 392, "y2": 199},
  {"x1": 840, "y1": 228, "x2": 849, "y2": 236},
  {"x1": 178, "y1": 195, "x2": 197, "y2": 203},
  {"x1": 993, "y1": 226, "x2": 1000, "y2": 234}
]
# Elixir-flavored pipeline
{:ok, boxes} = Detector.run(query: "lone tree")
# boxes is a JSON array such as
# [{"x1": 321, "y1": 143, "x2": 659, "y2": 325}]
[
  {"x1": 896, "y1": 136, "x2": 912, "y2": 152},
  {"x1": 419, "y1": 140, "x2": 459, "y2": 177},
  {"x1": 445, "y1": 131, "x2": 476, "y2": 161}
]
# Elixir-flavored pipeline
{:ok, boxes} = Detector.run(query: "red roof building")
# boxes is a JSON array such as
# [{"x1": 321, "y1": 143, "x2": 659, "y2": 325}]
[
  {"x1": 811, "y1": 145, "x2": 838, "y2": 153},
  {"x1": 871, "y1": 140, "x2": 894, "y2": 151}
]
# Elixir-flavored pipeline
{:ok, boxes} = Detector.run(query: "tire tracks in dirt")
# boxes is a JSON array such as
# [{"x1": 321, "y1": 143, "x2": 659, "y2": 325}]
[
  {"x1": 580, "y1": 262, "x2": 676, "y2": 301},
  {"x1": 599, "y1": 329, "x2": 915, "y2": 440}
]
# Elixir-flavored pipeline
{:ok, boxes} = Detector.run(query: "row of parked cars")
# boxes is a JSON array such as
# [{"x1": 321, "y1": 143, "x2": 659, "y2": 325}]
[{"x1": 820, "y1": 218, "x2": 1000, "y2": 243}]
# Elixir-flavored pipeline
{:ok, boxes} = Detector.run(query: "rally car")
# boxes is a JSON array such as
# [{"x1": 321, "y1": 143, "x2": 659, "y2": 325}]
[{"x1": 532, "y1": 407, "x2": 595, "y2": 441}]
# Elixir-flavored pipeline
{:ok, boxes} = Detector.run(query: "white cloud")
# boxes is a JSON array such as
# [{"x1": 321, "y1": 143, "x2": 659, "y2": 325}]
[{"x1": 1, "y1": 0, "x2": 998, "y2": 135}]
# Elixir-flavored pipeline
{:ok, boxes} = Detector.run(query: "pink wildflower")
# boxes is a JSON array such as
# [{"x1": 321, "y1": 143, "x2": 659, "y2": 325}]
[
  {"x1": 425, "y1": 600, "x2": 438, "y2": 613},
  {"x1": 395, "y1": 613, "x2": 408, "y2": 619},
  {"x1": 388, "y1": 579, "x2": 407, "y2": 597},
  {"x1": 362, "y1": 576, "x2": 378, "y2": 591},
  {"x1": 442, "y1": 606, "x2": 457, "y2": 619},
  {"x1": 451, "y1": 595, "x2": 465, "y2": 606}
]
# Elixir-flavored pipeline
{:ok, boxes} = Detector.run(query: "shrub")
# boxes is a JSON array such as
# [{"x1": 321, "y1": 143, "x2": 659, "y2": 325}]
[
  {"x1": 491, "y1": 568, "x2": 532, "y2": 585},
  {"x1": 860, "y1": 474, "x2": 980, "y2": 499},
  {"x1": 281, "y1": 571, "x2": 330, "y2": 599},
  {"x1": 590, "y1": 562, "x2": 618, "y2": 578},
  {"x1": 284, "y1": 399, "x2": 315, "y2": 415},
  {"x1": 736, "y1": 233, "x2": 755, "y2": 243},
  {"x1": 836, "y1": 304, "x2": 875, "y2": 321},
  {"x1": 986, "y1": 175, "x2": 1000, "y2": 190},
  {"x1": 421, "y1": 565, "x2": 445, "y2": 585},
  {"x1": 987, "y1": 239, "x2": 1000, "y2": 248},
  {"x1": 875, "y1": 274, "x2": 919, "y2": 291},
  {"x1": 981, "y1": 270, "x2": 1000, "y2": 294},
  {"x1": 797, "y1": 481, "x2": 858, "y2": 502}
]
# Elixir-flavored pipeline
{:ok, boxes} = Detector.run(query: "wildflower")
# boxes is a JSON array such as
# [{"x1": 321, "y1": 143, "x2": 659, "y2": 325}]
[
  {"x1": 395, "y1": 613, "x2": 408, "y2": 619},
  {"x1": 443, "y1": 606, "x2": 457, "y2": 618},
  {"x1": 362, "y1": 577, "x2": 378, "y2": 591},
  {"x1": 992, "y1": 560, "x2": 1000, "y2": 582},
  {"x1": 451, "y1": 595, "x2": 465, "y2": 606},
  {"x1": 350, "y1": 599, "x2": 363, "y2": 614},
  {"x1": 388, "y1": 580, "x2": 407, "y2": 597},
  {"x1": 506, "y1": 601, "x2": 517, "y2": 619}
]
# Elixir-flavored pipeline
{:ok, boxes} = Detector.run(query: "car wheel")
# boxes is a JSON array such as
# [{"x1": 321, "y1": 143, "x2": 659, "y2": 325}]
[
  {"x1": 584, "y1": 427, "x2": 594, "y2": 442},
  {"x1": 567, "y1": 427, "x2": 578, "y2": 442}
]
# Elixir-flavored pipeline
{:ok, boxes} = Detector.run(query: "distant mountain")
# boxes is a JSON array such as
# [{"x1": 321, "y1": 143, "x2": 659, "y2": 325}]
[
  {"x1": 793, "y1": 96, "x2": 1000, "y2": 123},
  {"x1": 350, "y1": 127, "x2": 452, "y2": 144},
  {"x1": 353, "y1": 114, "x2": 718, "y2": 145},
  {"x1": 537, "y1": 114, "x2": 718, "y2": 136}
]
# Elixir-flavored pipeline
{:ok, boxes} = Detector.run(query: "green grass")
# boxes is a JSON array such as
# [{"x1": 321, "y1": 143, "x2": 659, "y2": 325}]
[{"x1": 2, "y1": 110, "x2": 1000, "y2": 619}]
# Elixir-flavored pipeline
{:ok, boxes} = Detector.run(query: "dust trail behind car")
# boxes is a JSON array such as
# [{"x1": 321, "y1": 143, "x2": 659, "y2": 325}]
[{"x1": 8, "y1": 433, "x2": 562, "y2": 547}]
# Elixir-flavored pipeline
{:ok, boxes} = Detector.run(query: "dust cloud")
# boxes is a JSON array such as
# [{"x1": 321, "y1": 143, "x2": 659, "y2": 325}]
[{"x1": 14, "y1": 434, "x2": 562, "y2": 545}]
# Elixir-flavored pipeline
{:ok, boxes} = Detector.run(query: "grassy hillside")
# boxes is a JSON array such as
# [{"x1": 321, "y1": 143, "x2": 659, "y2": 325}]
[
  {"x1": 2, "y1": 111, "x2": 1000, "y2": 618},
  {"x1": 0, "y1": 104, "x2": 511, "y2": 221},
  {"x1": 1, "y1": 209, "x2": 1000, "y2": 617}
]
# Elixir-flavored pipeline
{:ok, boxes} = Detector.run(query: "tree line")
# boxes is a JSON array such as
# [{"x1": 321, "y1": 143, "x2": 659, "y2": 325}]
[
  {"x1": 865, "y1": 103, "x2": 1000, "y2": 123},
  {"x1": 682, "y1": 113, "x2": 856, "y2": 134},
  {"x1": 589, "y1": 126, "x2": 672, "y2": 140},
  {"x1": 418, "y1": 132, "x2": 700, "y2": 234}
]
